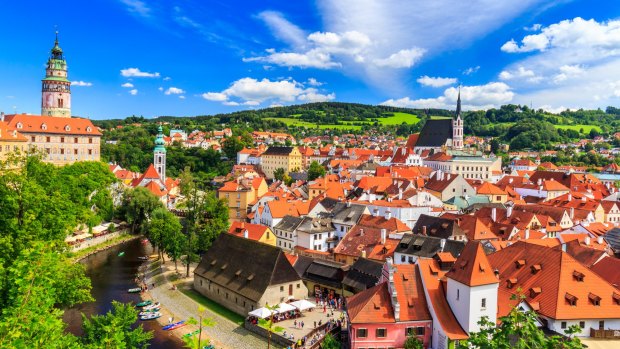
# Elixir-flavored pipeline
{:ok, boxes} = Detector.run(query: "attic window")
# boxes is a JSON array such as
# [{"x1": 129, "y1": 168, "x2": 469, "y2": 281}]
[
  {"x1": 41, "y1": 123, "x2": 47, "y2": 130},
  {"x1": 530, "y1": 264, "x2": 541, "y2": 274},
  {"x1": 247, "y1": 274, "x2": 255, "y2": 281},
  {"x1": 573, "y1": 271, "x2": 585, "y2": 282},
  {"x1": 64, "y1": 125, "x2": 70, "y2": 131},
  {"x1": 402, "y1": 274, "x2": 409, "y2": 281},
  {"x1": 16, "y1": 122, "x2": 22, "y2": 129},
  {"x1": 479, "y1": 263, "x2": 486, "y2": 272},
  {"x1": 210, "y1": 260, "x2": 217, "y2": 266},
  {"x1": 613, "y1": 292, "x2": 620, "y2": 305},
  {"x1": 407, "y1": 298, "x2": 415, "y2": 308},
  {"x1": 530, "y1": 287, "x2": 542, "y2": 298},
  {"x1": 507, "y1": 278, "x2": 518, "y2": 289},
  {"x1": 373, "y1": 302, "x2": 380, "y2": 310},
  {"x1": 515, "y1": 260, "x2": 526, "y2": 269},
  {"x1": 588, "y1": 293, "x2": 601, "y2": 306},
  {"x1": 429, "y1": 264, "x2": 439, "y2": 276},
  {"x1": 235, "y1": 270, "x2": 242, "y2": 276},
  {"x1": 86, "y1": 126, "x2": 92, "y2": 132},
  {"x1": 565, "y1": 293, "x2": 578, "y2": 306},
  {"x1": 459, "y1": 260, "x2": 468, "y2": 270},
  {"x1": 220, "y1": 263, "x2": 228, "y2": 270}
]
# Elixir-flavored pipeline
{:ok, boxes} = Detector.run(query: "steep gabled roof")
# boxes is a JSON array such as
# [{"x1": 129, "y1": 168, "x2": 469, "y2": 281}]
[
  {"x1": 446, "y1": 241, "x2": 499, "y2": 287},
  {"x1": 416, "y1": 119, "x2": 453, "y2": 147}
]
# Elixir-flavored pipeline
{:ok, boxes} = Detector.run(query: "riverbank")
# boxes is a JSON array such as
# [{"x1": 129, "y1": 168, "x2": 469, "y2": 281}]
[
  {"x1": 69, "y1": 232, "x2": 141, "y2": 263},
  {"x1": 137, "y1": 256, "x2": 268, "y2": 349}
]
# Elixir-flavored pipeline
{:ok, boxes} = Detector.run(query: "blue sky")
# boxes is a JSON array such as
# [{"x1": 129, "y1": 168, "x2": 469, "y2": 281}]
[{"x1": 1, "y1": 0, "x2": 620, "y2": 119}]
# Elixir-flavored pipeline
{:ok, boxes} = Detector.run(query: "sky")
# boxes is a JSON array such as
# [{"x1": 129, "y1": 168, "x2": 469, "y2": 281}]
[{"x1": 1, "y1": 0, "x2": 620, "y2": 119}]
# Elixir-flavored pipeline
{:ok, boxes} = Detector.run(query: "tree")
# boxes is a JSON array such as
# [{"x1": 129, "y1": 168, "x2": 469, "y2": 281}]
[
  {"x1": 258, "y1": 304, "x2": 284, "y2": 349},
  {"x1": 81, "y1": 301, "x2": 153, "y2": 349},
  {"x1": 467, "y1": 301, "x2": 584, "y2": 349},
  {"x1": 307, "y1": 161, "x2": 326, "y2": 181},
  {"x1": 273, "y1": 168, "x2": 286, "y2": 181},
  {"x1": 122, "y1": 186, "x2": 164, "y2": 234},
  {"x1": 321, "y1": 333, "x2": 340, "y2": 349},
  {"x1": 489, "y1": 139, "x2": 500, "y2": 154},
  {"x1": 148, "y1": 207, "x2": 183, "y2": 264},
  {"x1": 221, "y1": 136, "x2": 244, "y2": 160},
  {"x1": 404, "y1": 335, "x2": 424, "y2": 349},
  {"x1": 182, "y1": 306, "x2": 216, "y2": 349}
]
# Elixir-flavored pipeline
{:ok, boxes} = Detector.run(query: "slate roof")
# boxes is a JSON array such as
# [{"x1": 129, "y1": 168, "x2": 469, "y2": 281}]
[
  {"x1": 603, "y1": 227, "x2": 620, "y2": 253},
  {"x1": 327, "y1": 202, "x2": 367, "y2": 225},
  {"x1": 416, "y1": 119, "x2": 453, "y2": 147},
  {"x1": 412, "y1": 214, "x2": 465, "y2": 240},
  {"x1": 262, "y1": 146, "x2": 296, "y2": 156},
  {"x1": 395, "y1": 234, "x2": 465, "y2": 259},
  {"x1": 194, "y1": 233, "x2": 300, "y2": 302},
  {"x1": 273, "y1": 215, "x2": 304, "y2": 232},
  {"x1": 342, "y1": 257, "x2": 384, "y2": 291},
  {"x1": 303, "y1": 259, "x2": 346, "y2": 289}
]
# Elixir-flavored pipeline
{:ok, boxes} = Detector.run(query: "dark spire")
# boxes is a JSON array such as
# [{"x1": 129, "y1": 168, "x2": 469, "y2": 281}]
[
  {"x1": 51, "y1": 31, "x2": 63, "y2": 60},
  {"x1": 455, "y1": 86, "x2": 462, "y2": 118}
]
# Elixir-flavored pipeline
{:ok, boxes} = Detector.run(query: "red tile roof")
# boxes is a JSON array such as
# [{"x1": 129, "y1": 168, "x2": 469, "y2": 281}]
[
  {"x1": 446, "y1": 241, "x2": 499, "y2": 287},
  {"x1": 4, "y1": 114, "x2": 102, "y2": 136},
  {"x1": 228, "y1": 222, "x2": 270, "y2": 241}
]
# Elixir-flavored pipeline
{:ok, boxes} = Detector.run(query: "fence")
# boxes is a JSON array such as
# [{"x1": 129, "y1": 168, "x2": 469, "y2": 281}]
[{"x1": 590, "y1": 328, "x2": 620, "y2": 339}]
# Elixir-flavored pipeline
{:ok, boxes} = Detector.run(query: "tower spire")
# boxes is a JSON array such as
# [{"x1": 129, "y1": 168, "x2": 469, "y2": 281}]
[{"x1": 456, "y1": 86, "x2": 462, "y2": 118}]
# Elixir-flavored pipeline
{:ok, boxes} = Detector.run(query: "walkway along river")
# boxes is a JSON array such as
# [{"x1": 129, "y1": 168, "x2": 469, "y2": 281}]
[{"x1": 63, "y1": 238, "x2": 184, "y2": 348}]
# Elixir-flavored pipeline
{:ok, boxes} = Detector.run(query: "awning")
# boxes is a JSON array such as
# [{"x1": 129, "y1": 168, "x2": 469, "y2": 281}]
[
  {"x1": 248, "y1": 307, "x2": 272, "y2": 319},
  {"x1": 290, "y1": 299, "x2": 316, "y2": 311},
  {"x1": 275, "y1": 302, "x2": 296, "y2": 313}
]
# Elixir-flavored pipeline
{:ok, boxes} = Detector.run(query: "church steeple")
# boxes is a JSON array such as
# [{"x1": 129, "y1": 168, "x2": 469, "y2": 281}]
[
  {"x1": 452, "y1": 87, "x2": 464, "y2": 150},
  {"x1": 456, "y1": 87, "x2": 462, "y2": 117},
  {"x1": 154, "y1": 125, "x2": 167, "y2": 183},
  {"x1": 41, "y1": 32, "x2": 71, "y2": 117}
]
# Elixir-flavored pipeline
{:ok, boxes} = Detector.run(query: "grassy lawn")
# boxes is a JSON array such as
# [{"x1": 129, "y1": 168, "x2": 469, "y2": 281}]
[
  {"x1": 265, "y1": 111, "x2": 419, "y2": 130},
  {"x1": 379, "y1": 112, "x2": 420, "y2": 125},
  {"x1": 554, "y1": 124, "x2": 602, "y2": 133},
  {"x1": 181, "y1": 289, "x2": 245, "y2": 325}
]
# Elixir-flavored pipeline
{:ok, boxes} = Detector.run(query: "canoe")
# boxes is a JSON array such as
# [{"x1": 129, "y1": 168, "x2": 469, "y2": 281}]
[
  {"x1": 136, "y1": 300, "x2": 152, "y2": 307},
  {"x1": 142, "y1": 302, "x2": 161, "y2": 310},
  {"x1": 168, "y1": 322, "x2": 187, "y2": 331},
  {"x1": 182, "y1": 329, "x2": 200, "y2": 338},
  {"x1": 137, "y1": 256, "x2": 149, "y2": 261},
  {"x1": 139, "y1": 309, "x2": 160, "y2": 316},
  {"x1": 141, "y1": 239, "x2": 149, "y2": 244},
  {"x1": 128, "y1": 288, "x2": 142, "y2": 293},
  {"x1": 202, "y1": 345, "x2": 215, "y2": 349},
  {"x1": 163, "y1": 320, "x2": 185, "y2": 331},
  {"x1": 118, "y1": 252, "x2": 125, "y2": 257},
  {"x1": 140, "y1": 312, "x2": 161, "y2": 320}
]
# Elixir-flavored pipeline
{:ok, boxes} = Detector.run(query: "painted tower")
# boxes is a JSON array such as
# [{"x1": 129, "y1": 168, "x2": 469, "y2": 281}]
[
  {"x1": 452, "y1": 88, "x2": 464, "y2": 150},
  {"x1": 41, "y1": 32, "x2": 71, "y2": 118},
  {"x1": 154, "y1": 125, "x2": 167, "y2": 183}
]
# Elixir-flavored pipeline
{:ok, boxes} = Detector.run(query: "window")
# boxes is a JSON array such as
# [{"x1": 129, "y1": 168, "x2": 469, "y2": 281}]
[
  {"x1": 297, "y1": 283, "x2": 300, "y2": 289},
  {"x1": 599, "y1": 321, "x2": 605, "y2": 329},
  {"x1": 74, "y1": 137, "x2": 79, "y2": 143},
  {"x1": 46, "y1": 137, "x2": 51, "y2": 142},
  {"x1": 31, "y1": 136, "x2": 35, "y2": 142},
  {"x1": 457, "y1": 289, "x2": 460, "y2": 300},
  {"x1": 406, "y1": 327, "x2": 415, "y2": 336},
  {"x1": 60, "y1": 137, "x2": 64, "y2": 143},
  {"x1": 60, "y1": 149, "x2": 64, "y2": 155},
  {"x1": 481, "y1": 298, "x2": 486, "y2": 309},
  {"x1": 88, "y1": 149, "x2": 92, "y2": 155},
  {"x1": 74, "y1": 149, "x2": 78, "y2": 155},
  {"x1": 579, "y1": 321, "x2": 585, "y2": 329},
  {"x1": 88, "y1": 138, "x2": 93, "y2": 144},
  {"x1": 561, "y1": 322, "x2": 567, "y2": 329},
  {"x1": 280, "y1": 286, "x2": 284, "y2": 292},
  {"x1": 416, "y1": 327, "x2": 425, "y2": 335},
  {"x1": 376, "y1": 328, "x2": 387, "y2": 338},
  {"x1": 356, "y1": 329, "x2": 367, "y2": 338}
]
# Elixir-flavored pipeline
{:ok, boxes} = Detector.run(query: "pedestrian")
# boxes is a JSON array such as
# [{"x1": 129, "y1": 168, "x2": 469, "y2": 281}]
[
  {"x1": 323, "y1": 304, "x2": 326, "y2": 313},
  {"x1": 314, "y1": 321, "x2": 316, "y2": 328},
  {"x1": 152, "y1": 283, "x2": 155, "y2": 289},
  {"x1": 301, "y1": 321, "x2": 304, "y2": 329},
  {"x1": 294, "y1": 320, "x2": 297, "y2": 328},
  {"x1": 168, "y1": 317, "x2": 172, "y2": 324}
]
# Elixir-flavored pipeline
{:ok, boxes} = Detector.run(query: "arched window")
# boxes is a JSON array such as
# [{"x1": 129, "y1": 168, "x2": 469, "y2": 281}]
[{"x1": 41, "y1": 123, "x2": 47, "y2": 131}]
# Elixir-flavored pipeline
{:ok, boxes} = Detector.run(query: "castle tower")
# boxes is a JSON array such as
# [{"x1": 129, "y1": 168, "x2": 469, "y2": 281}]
[
  {"x1": 41, "y1": 32, "x2": 71, "y2": 117},
  {"x1": 154, "y1": 125, "x2": 166, "y2": 183},
  {"x1": 452, "y1": 88, "x2": 464, "y2": 150}
]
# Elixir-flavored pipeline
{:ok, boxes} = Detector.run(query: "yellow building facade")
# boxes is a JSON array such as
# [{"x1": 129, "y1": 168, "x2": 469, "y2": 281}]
[{"x1": 260, "y1": 146, "x2": 302, "y2": 179}]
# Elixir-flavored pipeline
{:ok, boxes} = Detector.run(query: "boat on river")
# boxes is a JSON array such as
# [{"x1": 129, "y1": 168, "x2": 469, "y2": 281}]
[
  {"x1": 128, "y1": 287, "x2": 142, "y2": 293},
  {"x1": 139, "y1": 309, "x2": 161, "y2": 316},
  {"x1": 162, "y1": 320, "x2": 185, "y2": 331},
  {"x1": 136, "y1": 300, "x2": 152, "y2": 307},
  {"x1": 137, "y1": 256, "x2": 149, "y2": 261},
  {"x1": 143, "y1": 302, "x2": 161, "y2": 310},
  {"x1": 182, "y1": 329, "x2": 200, "y2": 338},
  {"x1": 118, "y1": 252, "x2": 125, "y2": 257},
  {"x1": 140, "y1": 312, "x2": 162, "y2": 321}
]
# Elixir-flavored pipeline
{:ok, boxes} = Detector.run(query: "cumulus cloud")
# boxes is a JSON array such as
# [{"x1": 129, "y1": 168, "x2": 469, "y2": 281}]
[
  {"x1": 306, "y1": 78, "x2": 323, "y2": 86},
  {"x1": 179, "y1": 95, "x2": 186, "y2": 100},
  {"x1": 164, "y1": 87, "x2": 185, "y2": 95},
  {"x1": 498, "y1": 66, "x2": 541, "y2": 83},
  {"x1": 202, "y1": 77, "x2": 335, "y2": 106},
  {"x1": 129, "y1": 89, "x2": 138, "y2": 95},
  {"x1": 373, "y1": 48, "x2": 425, "y2": 68},
  {"x1": 417, "y1": 76, "x2": 457, "y2": 87},
  {"x1": 121, "y1": 82, "x2": 134, "y2": 88},
  {"x1": 524, "y1": 23, "x2": 542, "y2": 31},
  {"x1": 381, "y1": 82, "x2": 513, "y2": 110},
  {"x1": 71, "y1": 81, "x2": 93, "y2": 87},
  {"x1": 120, "y1": 68, "x2": 160, "y2": 78},
  {"x1": 463, "y1": 66, "x2": 480, "y2": 75},
  {"x1": 245, "y1": 49, "x2": 339, "y2": 69}
]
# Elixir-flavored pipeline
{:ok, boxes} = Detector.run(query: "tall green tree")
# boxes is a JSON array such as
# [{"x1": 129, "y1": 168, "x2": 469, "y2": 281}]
[
  {"x1": 404, "y1": 335, "x2": 423, "y2": 349},
  {"x1": 273, "y1": 168, "x2": 286, "y2": 181},
  {"x1": 321, "y1": 333, "x2": 340, "y2": 349},
  {"x1": 80, "y1": 301, "x2": 153, "y2": 349},
  {"x1": 182, "y1": 306, "x2": 216, "y2": 349},
  {"x1": 148, "y1": 207, "x2": 183, "y2": 263},
  {"x1": 122, "y1": 186, "x2": 164, "y2": 234},
  {"x1": 221, "y1": 136, "x2": 245, "y2": 160},
  {"x1": 307, "y1": 161, "x2": 326, "y2": 181}
]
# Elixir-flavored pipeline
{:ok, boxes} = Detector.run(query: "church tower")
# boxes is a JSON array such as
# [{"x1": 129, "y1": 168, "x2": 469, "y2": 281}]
[
  {"x1": 41, "y1": 32, "x2": 71, "y2": 118},
  {"x1": 452, "y1": 88, "x2": 464, "y2": 150},
  {"x1": 154, "y1": 125, "x2": 166, "y2": 183}
]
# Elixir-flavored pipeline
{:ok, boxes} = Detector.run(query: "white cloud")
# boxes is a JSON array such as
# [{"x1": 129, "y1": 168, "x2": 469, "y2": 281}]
[
  {"x1": 121, "y1": 82, "x2": 134, "y2": 88},
  {"x1": 129, "y1": 89, "x2": 138, "y2": 95},
  {"x1": 71, "y1": 81, "x2": 93, "y2": 87},
  {"x1": 202, "y1": 92, "x2": 228, "y2": 101},
  {"x1": 119, "y1": 0, "x2": 151, "y2": 18},
  {"x1": 463, "y1": 66, "x2": 480, "y2": 75},
  {"x1": 179, "y1": 95, "x2": 186, "y2": 100},
  {"x1": 501, "y1": 17, "x2": 620, "y2": 53},
  {"x1": 120, "y1": 68, "x2": 160, "y2": 78},
  {"x1": 417, "y1": 76, "x2": 457, "y2": 87},
  {"x1": 552, "y1": 64, "x2": 585, "y2": 84},
  {"x1": 257, "y1": 11, "x2": 307, "y2": 49},
  {"x1": 498, "y1": 66, "x2": 541, "y2": 83},
  {"x1": 158, "y1": 87, "x2": 164, "y2": 91},
  {"x1": 306, "y1": 78, "x2": 323, "y2": 86},
  {"x1": 307, "y1": 31, "x2": 372, "y2": 55},
  {"x1": 245, "y1": 49, "x2": 340, "y2": 69},
  {"x1": 202, "y1": 77, "x2": 336, "y2": 106},
  {"x1": 373, "y1": 48, "x2": 425, "y2": 68},
  {"x1": 381, "y1": 82, "x2": 513, "y2": 110},
  {"x1": 524, "y1": 23, "x2": 542, "y2": 31},
  {"x1": 163, "y1": 77, "x2": 171, "y2": 81},
  {"x1": 164, "y1": 87, "x2": 185, "y2": 95}
]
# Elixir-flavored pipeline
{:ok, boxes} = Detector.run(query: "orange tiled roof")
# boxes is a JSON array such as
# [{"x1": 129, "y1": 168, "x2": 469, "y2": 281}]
[
  {"x1": 0, "y1": 121, "x2": 27, "y2": 142},
  {"x1": 228, "y1": 222, "x2": 270, "y2": 241},
  {"x1": 4, "y1": 114, "x2": 102, "y2": 136},
  {"x1": 446, "y1": 241, "x2": 499, "y2": 287},
  {"x1": 144, "y1": 181, "x2": 167, "y2": 197},
  {"x1": 476, "y1": 181, "x2": 507, "y2": 196}
]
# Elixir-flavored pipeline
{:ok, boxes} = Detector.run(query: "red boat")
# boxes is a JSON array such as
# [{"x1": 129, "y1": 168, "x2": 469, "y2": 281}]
[
  {"x1": 167, "y1": 322, "x2": 187, "y2": 331},
  {"x1": 141, "y1": 239, "x2": 149, "y2": 244}
]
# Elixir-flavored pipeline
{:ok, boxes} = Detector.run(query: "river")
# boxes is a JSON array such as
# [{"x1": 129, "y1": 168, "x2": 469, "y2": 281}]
[{"x1": 63, "y1": 238, "x2": 184, "y2": 348}]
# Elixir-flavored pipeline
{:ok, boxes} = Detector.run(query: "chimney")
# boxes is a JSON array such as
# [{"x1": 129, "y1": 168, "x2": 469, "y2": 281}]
[
  {"x1": 570, "y1": 207, "x2": 574, "y2": 220},
  {"x1": 507, "y1": 205, "x2": 513, "y2": 217},
  {"x1": 446, "y1": 174, "x2": 451, "y2": 181},
  {"x1": 525, "y1": 228, "x2": 530, "y2": 240},
  {"x1": 373, "y1": 209, "x2": 378, "y2": 217},
  {"x1": 381, "y1": 229, "x2": 387, "y2": 244},
  {"x1": 0, "y1": 112, "x2": 4, "y2": 122},
  {"x1": 561, "y1": 243, "x2": 567, "y2": 252},
  {"x1": 509, "y1": 177, "x2": 513, "y2": 184},
  {"x1": 597, "y1": 236, "x2": 604, "y2": 244},
  {"x1": 422, "y1": 226, "x2": 427, "y2": 236},
  {"x1": 346, "y1": 200, "x2": 351, "y2": 208},
  {"x1": 584, "y1": 236, "x2": 591, "y2": 246},
  {"x1": 398, "y1": 188, "x2": 403, "y2": 200},
  {"x1": 360, "y1": 229, "x2": 364, "y2": 236},
  {"x1": 243, "y1": 229, "x2": 249, "y2": 239},
  {"x1": 385, "y1": 210, "x2": 392, "y2": 220},
  {"x1": 491, "y1": 208, "x2": 497, "y2": 222},
  {"x1": 440, "y1": 238, "x2": 446, "y2": 252},
  {"x1": 537, "y1": 179, "x2": 542, "y2": 186},
  {"x1": 568, "y1": 193, "x2": 572, "y2": 201},
  {"x1": 361, "y1": 249, "x2": 366, "y2": 258}
]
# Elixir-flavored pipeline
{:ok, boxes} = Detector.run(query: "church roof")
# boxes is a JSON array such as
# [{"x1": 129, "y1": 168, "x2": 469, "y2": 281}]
[{"x1": 415, "y1": 119, "x2": 453, "y2": 148}]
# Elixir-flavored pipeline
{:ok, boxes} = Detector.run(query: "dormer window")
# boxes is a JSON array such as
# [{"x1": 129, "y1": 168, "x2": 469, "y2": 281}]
[
  {"x1": 64, "y1": 125, "x2": 71, "y2": 131},
  {"x1": 41, "y1": 123, "x2": 47, "y2": 130},
  {"x1": 531, "y1": 264, "x2": 541, "y2": 274},
  {"x1": 16, "y1": 122, "x2": 22, "y2": 129},
  {"x1": 573, "y1": 270, "x2": 585, "y2": 282},
  {"x1": 86, "y1": 126, "x2": 92, "y2": 132},
  {"x1": 565, "y1": 292, "x2": 578, "y2": 306},
  {"x1": 515, "y1": 259, "x2": 525, "y2": 269},
  {"x1": 530, "y1": 287, "x2": 541, "y2": 298},
  {"x1": 507, "y1": 278, "x2": 518, "y2": 289},
  {"x1": 588, "y1": 293, "x2": 601, "y2": 306}
]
